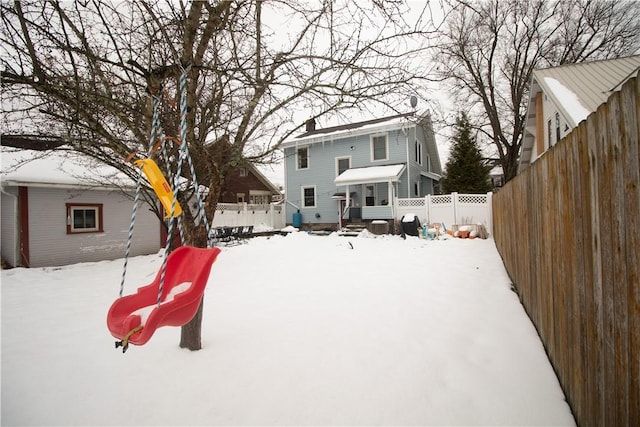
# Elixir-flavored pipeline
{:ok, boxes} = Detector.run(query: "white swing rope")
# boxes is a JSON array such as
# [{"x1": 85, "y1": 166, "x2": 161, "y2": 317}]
[
  {"x1": 176, "y1": 67, "x2": 214, "y2": 248},
  {"x1": 156, "y1": 66, "x2": 215, "y2": 304},
  {"x1": 119, "y1": 67, "x2": 214, "y2": 304},
  {"x1": 119, "y1": 93, "x2": 162, "y2": 298}
]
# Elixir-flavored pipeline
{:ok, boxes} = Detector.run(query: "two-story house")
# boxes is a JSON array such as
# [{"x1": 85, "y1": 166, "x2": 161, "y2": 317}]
[
  {"x1": 282, "y1": 112, "x2": 442, "y2": 231},
  {"x1": 519, "y1": 55, "x2": 640, "y2": 172}
]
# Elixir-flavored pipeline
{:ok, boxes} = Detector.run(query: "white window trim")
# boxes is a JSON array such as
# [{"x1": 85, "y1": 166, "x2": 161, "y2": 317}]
[
  {"x1": 335, "y1": 156, "x2": 351, "y2": 177},
  {"x1": 296, "y1": 146, "x2": 310, "y2": 170},
  {"x1": 301, "y1": 185, "x2": 317, "y2": 208},
  {"x1": 415, "y1": 140, "x2": 422, "y2": 165},
  {"x1": 66, "y1": 203, "x2": 103, "y2": 234},
  {"x1": 370, "y1": 134, "x2": 388, "y2": 162},
  {"x1": 249, "y1": 190, "x2": 271, "y2": 205}
]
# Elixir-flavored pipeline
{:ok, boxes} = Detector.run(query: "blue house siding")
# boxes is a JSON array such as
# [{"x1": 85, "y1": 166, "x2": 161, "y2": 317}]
[{"x1": 283, "y1": 114, "x2": 441, "y2": 229}]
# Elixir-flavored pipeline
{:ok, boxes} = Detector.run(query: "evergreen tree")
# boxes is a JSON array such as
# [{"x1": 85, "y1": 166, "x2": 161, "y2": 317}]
[{"x1": 440, "y1": 113, "x2": 492, "y2": 194}]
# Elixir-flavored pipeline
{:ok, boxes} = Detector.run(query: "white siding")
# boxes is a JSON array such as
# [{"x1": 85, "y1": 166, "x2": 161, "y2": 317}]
[
  {"x1": 27, "y1": 187, "x2": 160, "y2": 267},
  {"x1": 1, "y1": 189, "x2": 19, "y2": 266}
]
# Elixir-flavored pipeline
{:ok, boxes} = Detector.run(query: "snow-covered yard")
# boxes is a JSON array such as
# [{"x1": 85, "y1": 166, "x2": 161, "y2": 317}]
[{"x1": 1, "y1": 231, "x2": 575, "y2": 426}]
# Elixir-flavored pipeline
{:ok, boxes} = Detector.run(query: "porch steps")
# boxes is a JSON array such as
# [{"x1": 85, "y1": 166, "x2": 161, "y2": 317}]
[{"x1": 338, "y1": 223, "x2": 367, "y2": 236}]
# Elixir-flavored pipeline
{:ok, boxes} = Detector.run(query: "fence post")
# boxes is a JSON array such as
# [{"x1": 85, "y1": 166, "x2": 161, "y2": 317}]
[
  {"x1": 425, "y1": 194, "x2": 431, "y2": 224},
  {"x1": 269, "y1": 204, "x2": 274, "y2": 229},
  {"x1": 487, "y1": 192, "x2": 493, "y2": 233},
  {"x1": 452, "y1": 192, "x2": 458, "y2": 225}
]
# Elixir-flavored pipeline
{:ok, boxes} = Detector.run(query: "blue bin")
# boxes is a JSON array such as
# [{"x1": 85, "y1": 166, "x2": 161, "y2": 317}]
[{"x1": 292, "y1": 211, "x2": 303, "y2": 227}]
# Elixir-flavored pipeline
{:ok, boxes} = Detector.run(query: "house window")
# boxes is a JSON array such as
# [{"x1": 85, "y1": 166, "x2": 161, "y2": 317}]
[
  {"x1": 66, "y1": 203, "x2": 103, "y2": 234},
  {"x1": 555, "y1": 112, "x2": 561, "y2": 143},
  {"x1": 365, "y1": 184, "x2": 375, "y2": 206},
  {"x1": 371, "y1": 135, "x2": 388, "y2": 161},
  {"x1": 415, "y1": 141, "x2": 422, "y2": 165},
  {"x1": 547, "y1": 119, "x2": 552, "y2": 148},
  {"x1": 297, "y1": 146, "x2": 309, "y2": 170},
  {"x1": 302, "y1": 186, "x2": 316, "y2": 208},
  {"x1": 239, "y1": 167, "x2": 248, "y2": 177},
  {"x1": 249, "y1": 191, "x2": 270, "y2": 205},
  {"x1": 336, "y1": 157, "x2": 350, "y2": 176},
  {"x1": 414, "y1": 181, "x2": 419, "y2": 196}
]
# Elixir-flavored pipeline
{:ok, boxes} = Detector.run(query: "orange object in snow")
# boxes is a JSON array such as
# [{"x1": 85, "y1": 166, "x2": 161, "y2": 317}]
[
  {"x1": 134, "y1": 158, "x2": 183, "y2": 218},
  {"x1": 107, "y1": 246, "x2": 221, "y2": 351}
]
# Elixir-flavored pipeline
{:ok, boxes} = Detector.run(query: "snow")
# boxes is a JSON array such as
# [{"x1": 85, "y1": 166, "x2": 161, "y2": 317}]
[
  {"x1": 1, "y1": 148, "x2": 132, "y2": 187},
  {"x1": 1, "y1": 232, "x2": 575, "y2": 426},
  {"x1": 132, "y1": 282, "x2": 193, "y2": 325},
  {"x1": 402, "y1": 212, "x2": 416, "y2": 222},
  {"x1": 284, "y1": 115, "x2": 410, "y2": 147},
  {"x1": 544, "y1": 77, "x2": 592, "y2": 125},
  {"x1": 334, "y1": 164, "x2": 405, "y2": 186}
]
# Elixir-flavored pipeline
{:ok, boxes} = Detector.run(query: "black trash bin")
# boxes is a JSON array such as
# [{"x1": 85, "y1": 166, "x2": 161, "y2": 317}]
[{"x1": 401, "y1": 213, "x2": 421, "y2": 237}]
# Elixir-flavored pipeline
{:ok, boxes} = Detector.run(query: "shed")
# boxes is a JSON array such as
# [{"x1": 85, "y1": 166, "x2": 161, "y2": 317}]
[{"x1": 1, "y1": 148, "x2": 162, "y2": 267}]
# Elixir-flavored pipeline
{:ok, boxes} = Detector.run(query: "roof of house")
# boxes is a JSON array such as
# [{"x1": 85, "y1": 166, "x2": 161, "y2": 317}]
[
  {"x1": 295, "y1": 112, "x2": 410, "y2": 139},
  {"x1": 246, "y1": 163, "x2": 281, "y2": 194},
  {"x1": 519, "y1": 55, "x2": 640, "y2": 171},
  {"x1": 334, "y1": 164, "x2": 406, "y2": 186},
  {"x1": 533, "y1": 55, "x2": 640, "y2": 126},
  {"x1": 1, "y1": 147, "x2": 133, "y2": 189},
  {"x1": 281, "y1": 112, "x2": 418, "y2": 147}
]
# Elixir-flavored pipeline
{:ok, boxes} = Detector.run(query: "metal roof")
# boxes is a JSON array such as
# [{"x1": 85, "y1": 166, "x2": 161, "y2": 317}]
[
  {"x1": 519, "y1": 55, "x2": 640, "y2": 172},
  {"x1": 532, "y1": 55, "x2": 640, "y2": 123}
]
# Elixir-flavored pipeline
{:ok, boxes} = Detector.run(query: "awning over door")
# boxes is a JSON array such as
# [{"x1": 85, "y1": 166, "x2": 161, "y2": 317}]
[{"x1": 334, "y1": 164, "x2": 406, "y2": 186}]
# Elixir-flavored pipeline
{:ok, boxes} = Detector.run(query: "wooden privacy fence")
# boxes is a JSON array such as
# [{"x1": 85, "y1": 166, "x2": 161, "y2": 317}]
[{"x1": 493, "y1": 72, "x2": 639, "y2": 426}]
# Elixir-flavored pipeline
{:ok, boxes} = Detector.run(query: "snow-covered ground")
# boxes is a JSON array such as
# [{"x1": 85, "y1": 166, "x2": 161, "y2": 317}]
[{"x1": 1, "y1": 231, "x2": 575, "y2": 426}]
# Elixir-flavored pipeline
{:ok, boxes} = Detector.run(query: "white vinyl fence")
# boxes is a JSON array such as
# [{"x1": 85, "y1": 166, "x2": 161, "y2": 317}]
[
  {"x1": 212, "y1": 203, "x2": 286, "y2": 230},
  {"x1": 395, "y1": 192, "x2": 493, "y2": 234}
]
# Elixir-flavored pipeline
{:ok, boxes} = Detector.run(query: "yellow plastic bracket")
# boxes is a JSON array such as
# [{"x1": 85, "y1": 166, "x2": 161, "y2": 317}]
[{"x1": 134, "y1": 158, "x2": 183, "y2": 218}]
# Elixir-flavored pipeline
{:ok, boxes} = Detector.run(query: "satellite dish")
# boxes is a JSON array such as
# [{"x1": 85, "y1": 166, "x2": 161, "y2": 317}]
[{"x1": 410, "y1": 95, "x2": 418, "y2": 109}]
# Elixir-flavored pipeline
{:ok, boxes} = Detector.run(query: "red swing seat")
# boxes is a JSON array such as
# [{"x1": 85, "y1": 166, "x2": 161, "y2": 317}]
[{"x1": 107, "y1": 246, "x2": 221, "y2": 349}]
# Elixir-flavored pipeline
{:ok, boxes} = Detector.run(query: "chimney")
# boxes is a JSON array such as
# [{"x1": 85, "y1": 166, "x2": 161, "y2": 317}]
[{"x1": 305, "y1": 118, "x2": 316, "y2": 132}]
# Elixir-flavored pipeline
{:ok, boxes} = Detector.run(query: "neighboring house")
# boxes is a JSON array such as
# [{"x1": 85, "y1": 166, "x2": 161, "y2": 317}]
[
  {"x1": 281, "y1": 112, "x2": 442, "y2": 230},
  {"x1": 486, "y1": 159, "x2": 504, "y2": 191},
  {"x1": 519, "y1": 55, "x2": 640, "y2": 172},
  {"x1": 219, "y1": 162, "x2": 282, "y2": 205},
  {"x1": 1, "y1": 148, "x2": 162, "y2": 268}
]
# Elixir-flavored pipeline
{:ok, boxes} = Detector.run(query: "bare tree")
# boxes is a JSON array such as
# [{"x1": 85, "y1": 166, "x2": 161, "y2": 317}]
[
  {"x1": 434, "y1": 0, "x2": 640, "y2": 182},
  {"x1": 1, "y1": 0, "x2": 437, "y2": 350}
]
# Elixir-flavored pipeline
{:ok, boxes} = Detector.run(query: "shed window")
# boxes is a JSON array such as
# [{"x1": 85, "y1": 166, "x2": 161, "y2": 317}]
[
  {"x1": 371, "y1": 135, "x2": 388, "y2": 161},
  {"x1": 66, "y1": 203, "x2": 103, "y2": 233},
  {"x1": 555, "y1": 112, "x2": 561, "y2": 143}
]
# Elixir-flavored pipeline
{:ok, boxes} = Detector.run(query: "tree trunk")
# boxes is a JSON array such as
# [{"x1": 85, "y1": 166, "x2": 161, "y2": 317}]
[
  {"x1": 178, "y1": 220, "x2": 210, "y2": 350},
  {"x1": 180, "y1": 299, "x2": 204, "y2": 350}
]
